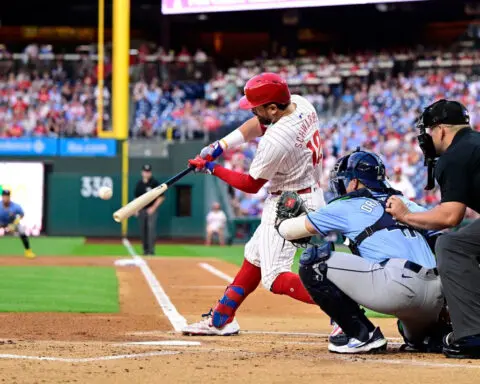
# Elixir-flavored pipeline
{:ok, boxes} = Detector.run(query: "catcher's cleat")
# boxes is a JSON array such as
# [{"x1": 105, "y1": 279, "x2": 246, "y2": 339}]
[
  {"x1": 24, "y1": 249, "x2": 36, "y2": 259},
  {"x1": 329, "y1": 322, "x2": 348, "y2": 346},
  {"x1": 328, "y1": 327, "x2": 387, "y2": 354},
  {"x1": 182, "y1": 310, "x2": 240, "y2": 336}
]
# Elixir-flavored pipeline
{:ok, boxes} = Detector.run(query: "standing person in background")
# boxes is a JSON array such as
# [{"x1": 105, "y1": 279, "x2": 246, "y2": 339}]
[
  {"x1": 389, "y1": 166, "x2": 416, "y2": 200},
  {"x1": 134, "y1": 164, "x2": 164, "y2": 256},
  {"x1": 0, "y1": 190, "x2": 35, "y2": 258},
  {"x1": 205, "y1": 202, "x2": 227, "y2": 246}
]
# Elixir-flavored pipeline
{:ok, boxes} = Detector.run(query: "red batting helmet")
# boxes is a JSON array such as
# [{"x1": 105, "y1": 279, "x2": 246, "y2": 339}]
[{"x1": 238, "y1": 72, "x2": 291, "y2": 110}]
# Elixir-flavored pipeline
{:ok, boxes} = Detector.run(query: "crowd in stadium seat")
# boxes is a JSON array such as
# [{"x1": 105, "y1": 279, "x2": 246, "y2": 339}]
[
  {"x1": 3, "y1": 45, "x2": 480, "y2": 218},
  {"x1": 207, "y1": 50, "x2": 480, "y2": 216},
  {"x1": 0, "y1": 46, "x2": 110, "y2": 138}
]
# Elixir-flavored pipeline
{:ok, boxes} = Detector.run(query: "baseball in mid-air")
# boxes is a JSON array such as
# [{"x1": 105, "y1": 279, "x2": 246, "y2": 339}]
[{"x1": 98, "y1": 186, "x2": 113, "y2": 200}]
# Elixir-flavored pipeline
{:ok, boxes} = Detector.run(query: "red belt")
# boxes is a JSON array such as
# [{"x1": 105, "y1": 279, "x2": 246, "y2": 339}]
[{"x1": 271, "y1": 187, "x2": 312, "y2": 196}]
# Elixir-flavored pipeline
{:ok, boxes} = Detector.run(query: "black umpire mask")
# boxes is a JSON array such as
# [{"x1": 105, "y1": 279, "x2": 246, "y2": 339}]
[{"x1": 416, "y1": 99, "x2": 470, "y2": 190}]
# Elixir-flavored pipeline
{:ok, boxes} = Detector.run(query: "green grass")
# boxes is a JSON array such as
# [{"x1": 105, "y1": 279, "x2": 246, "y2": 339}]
[
  {"x1": 0, "y1": 236, "x2": 390, "y2": 317},
  {"x1": 0, "y1": 266, "x2": 119, "y2": 313},
  {"x1": 0, "y1": 236, "x2": 128, "y2": 256}
]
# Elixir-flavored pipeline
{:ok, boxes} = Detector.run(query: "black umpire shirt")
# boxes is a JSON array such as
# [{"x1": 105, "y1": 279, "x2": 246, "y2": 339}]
[
  {"x1": 435, "y1": 128, "x2": 480, "y2": 213},
  {"x1": 134, "y1": 178, "x2": 160, "y2": 209}
]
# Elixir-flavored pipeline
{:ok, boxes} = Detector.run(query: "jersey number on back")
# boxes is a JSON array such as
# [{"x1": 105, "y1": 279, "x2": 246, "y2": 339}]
[{"x1": 306, "y1": 130, "x2": 322, "y2": 167}]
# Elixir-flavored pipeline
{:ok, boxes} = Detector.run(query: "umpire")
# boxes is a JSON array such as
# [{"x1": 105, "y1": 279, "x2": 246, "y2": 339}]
[
  {"x1": 387, "y1": 99, "x2": 480, "y2": 359},
  {"x1": 134, "y1": 164, "x2": 164, "y2": 256}
]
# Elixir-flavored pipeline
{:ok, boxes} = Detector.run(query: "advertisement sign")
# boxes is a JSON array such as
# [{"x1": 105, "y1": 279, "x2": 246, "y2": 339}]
[
  {"x1": 58, "y1": 138, "x2": 117, "y2": 157},
  {"x1": 0, "y1": 138, "x2": 57, "y2": 156},
  {"x1": 161, "y1": 0, "x2": 424, "y2": 14},
  {"x1": 0, "y1": 162, "x2": 44, "y2": 236}
]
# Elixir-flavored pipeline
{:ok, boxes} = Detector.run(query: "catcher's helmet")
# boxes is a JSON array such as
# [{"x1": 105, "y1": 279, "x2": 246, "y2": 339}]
[
  {"x1": 329, "y1": 148, "x2": 389, "y2": 197},
  {"x1": 238, "y1": 72, "x2": 291, "y2": 110}
]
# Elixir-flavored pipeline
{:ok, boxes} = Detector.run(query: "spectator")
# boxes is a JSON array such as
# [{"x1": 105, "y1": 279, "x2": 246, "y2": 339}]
[
  {"x1": 389, "y1": 166, "x2": 416, "y2": 200},
  {"x1": 205, "y1": 202, "x2": 227, "y2": 246}
]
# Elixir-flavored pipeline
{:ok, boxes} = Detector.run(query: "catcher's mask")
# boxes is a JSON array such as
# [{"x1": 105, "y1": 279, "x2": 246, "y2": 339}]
[
  {"x1": 329, "y1": 148, "x2": 390, "y2": 198},
  {"x1": 416, "y1": 99, "x2": 470, "y2": 190}
]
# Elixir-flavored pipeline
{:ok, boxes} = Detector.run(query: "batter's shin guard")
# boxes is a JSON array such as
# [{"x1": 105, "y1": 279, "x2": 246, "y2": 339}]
[{"x1": 211, "y1": 286, "x2": 245, "y2": 328}]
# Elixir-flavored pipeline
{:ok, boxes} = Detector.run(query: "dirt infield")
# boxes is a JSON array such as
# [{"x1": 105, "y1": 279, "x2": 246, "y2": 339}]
[{"x1": 0, "y1": 256, "x2": 479, "y2": 383}]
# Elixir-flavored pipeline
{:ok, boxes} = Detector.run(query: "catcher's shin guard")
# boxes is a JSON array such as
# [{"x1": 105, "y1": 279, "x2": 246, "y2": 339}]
[
  {"x1": 299, "y1": 245, "x2": 375, "y2": 340},
  {"x1": 211, "y1": 285, "x2": 245, "y2": 328}
]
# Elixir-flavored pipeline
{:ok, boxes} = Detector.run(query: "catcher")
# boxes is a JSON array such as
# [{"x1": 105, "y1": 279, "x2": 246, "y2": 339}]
[
  {"x1": 0, "y1": 190, "x2": 35, "y2": 258},
  {"x1": 275, "y1": 149, "x2": 449, "y2": 354}
]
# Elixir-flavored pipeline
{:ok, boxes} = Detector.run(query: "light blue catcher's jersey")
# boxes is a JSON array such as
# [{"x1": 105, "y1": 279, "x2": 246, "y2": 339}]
[{"x1": 306, "y1": 194, "x2": 437, "y2": 268}]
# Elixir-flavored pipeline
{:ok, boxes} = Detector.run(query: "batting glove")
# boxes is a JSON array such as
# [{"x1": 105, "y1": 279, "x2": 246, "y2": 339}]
[
  {"x1": 200, "y1": 141, "x2": 224, "y2": 161},
  {"x1": 188, "y1": 156, "x2": 216, "y2": 174}
]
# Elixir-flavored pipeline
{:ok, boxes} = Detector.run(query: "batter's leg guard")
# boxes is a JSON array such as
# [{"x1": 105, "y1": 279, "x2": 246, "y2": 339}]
[
  {"x1": 211, "y1": 286, "x2": 245, "y2": 328},
  {"x1": 299, "y1": 244, "x2": 375, "y2": 341}
]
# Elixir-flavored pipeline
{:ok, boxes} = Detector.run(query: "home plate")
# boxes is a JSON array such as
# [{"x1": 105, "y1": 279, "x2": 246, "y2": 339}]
[{"x1": 117, "y1": 341, "x2": 201, "y2": 347}]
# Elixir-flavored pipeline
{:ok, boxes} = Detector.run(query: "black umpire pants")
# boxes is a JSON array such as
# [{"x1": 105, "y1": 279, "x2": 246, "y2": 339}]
[
  {"x1": 436, "y1": 218, "x2": 480, "y2": 340},
  {"x1": 138, "y1": 209, "x2": 158, "y2": 255}
]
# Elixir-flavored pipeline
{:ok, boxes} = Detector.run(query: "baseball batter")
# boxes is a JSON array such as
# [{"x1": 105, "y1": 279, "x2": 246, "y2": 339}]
[
  {"x1": 276, "y1": 149, "x2": 448, "y2": 354},
  {"x1": 182, "y1": 72, "x2": 326, "y2": 335},
  {"x1": 0, "y1": 190, "x2": 35, "y2": 258}
]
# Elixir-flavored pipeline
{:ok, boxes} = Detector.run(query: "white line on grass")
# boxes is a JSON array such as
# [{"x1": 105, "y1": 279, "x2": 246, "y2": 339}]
[
  {"x1": 0, "y1": 351, "x2": 178, "y2": 363},
  {"x1": 198, "y1": 262, "x2": 233, "y2": 283},
  {"x1": 122, "y1": 238, "x2": 187, "y2": 332}
]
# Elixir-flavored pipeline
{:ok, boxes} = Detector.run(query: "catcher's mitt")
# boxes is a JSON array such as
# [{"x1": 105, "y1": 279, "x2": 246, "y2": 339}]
[{"x1": 274, "y1": 191, "x2": 312, "y2": 247}]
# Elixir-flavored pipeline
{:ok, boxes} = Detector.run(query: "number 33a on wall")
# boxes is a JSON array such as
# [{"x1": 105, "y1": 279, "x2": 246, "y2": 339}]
[
  {"x1": 307, "y1": 130, "x2": 322, "y2": 167},
  {"x1": 81, "y1": 176, "x2": 113, "y2": 198}
]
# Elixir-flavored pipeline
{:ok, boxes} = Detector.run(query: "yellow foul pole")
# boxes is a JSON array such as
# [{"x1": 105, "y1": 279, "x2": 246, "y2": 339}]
[
  {"x1": 112, "y1": 0, "x2": 131, "y2": 236},
  {"x1": 113, "y1": 0, "x2": 130, "y2": 141}
]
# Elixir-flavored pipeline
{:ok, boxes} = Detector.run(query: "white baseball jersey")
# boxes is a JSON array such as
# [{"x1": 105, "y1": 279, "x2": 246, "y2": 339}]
[
  {"x1": 243, "y1": 95, "x2": 326, "y2": 290},
  {"x1": 389, "y1": 177, "x2": 416, "y2": 200},
  {"x1": 206, "y1": 210, "x2": 227, "y2": 232},
  {"x1": 249, "y1": 94, "x2": 322, "y2": 193}
]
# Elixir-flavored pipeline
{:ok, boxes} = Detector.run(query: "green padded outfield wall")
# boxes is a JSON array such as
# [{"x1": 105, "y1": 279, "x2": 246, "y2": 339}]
[{"x1": 5, "y1": 141, "x2": 214, "y2": 238}]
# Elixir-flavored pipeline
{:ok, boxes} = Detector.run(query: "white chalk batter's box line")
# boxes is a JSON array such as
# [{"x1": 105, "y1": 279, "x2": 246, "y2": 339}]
[
  {"x1": 1, "y1": 347, "x2": 479, "y2": 369},
  {"x1": 0, "y1": 351, "x2": 178, "y2": 363}
]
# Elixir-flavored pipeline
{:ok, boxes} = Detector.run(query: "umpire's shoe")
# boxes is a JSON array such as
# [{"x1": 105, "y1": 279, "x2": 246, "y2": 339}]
[{"x1": 443, "y1": 332, "x2": 480, "y2": 359}]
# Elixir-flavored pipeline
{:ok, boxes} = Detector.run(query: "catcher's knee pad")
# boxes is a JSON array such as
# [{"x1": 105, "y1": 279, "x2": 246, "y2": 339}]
[
  {"x1": 211, "y1": 285, "x2": 245, "y2": 328},
  {"x1": 299, "y1": 244, "x2": 374, "y2": 338}
]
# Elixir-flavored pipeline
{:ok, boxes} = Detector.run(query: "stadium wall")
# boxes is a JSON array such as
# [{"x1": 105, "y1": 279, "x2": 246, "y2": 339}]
[{"x1": 1, "y1": 140, "x2": 212, "y2": 239}]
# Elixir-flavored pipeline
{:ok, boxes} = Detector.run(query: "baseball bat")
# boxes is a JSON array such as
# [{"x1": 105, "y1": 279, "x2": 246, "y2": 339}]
[{"x1": 113, "y1": 166, "x2": 195, "y2": 223}]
